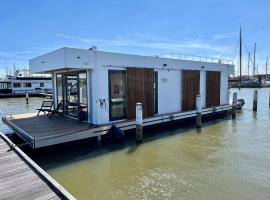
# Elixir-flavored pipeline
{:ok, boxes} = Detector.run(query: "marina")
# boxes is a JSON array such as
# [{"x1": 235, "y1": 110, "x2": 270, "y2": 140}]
[
  {"x1": 0, "y1": 88, "x2": 270, "y2": 199},
  {"x1": 1, "y1": 1, "x2": 270, "y2": 199}
]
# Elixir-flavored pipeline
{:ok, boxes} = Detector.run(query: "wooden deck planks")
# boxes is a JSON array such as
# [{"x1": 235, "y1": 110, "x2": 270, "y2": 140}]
[
  {"x1": 0, "y1": 135, "x2": 66, "y2": 200},
  {"x1": 9, "y1": 115, "x2": 91, "y2": 138}
]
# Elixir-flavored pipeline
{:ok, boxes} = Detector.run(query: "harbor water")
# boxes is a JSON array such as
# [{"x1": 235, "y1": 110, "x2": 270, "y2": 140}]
[{"x1": 0, "y1": 88, "x2": 270, "y2": 200}]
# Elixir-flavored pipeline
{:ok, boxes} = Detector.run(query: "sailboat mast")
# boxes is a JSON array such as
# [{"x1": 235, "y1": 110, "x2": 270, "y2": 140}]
[
  {"x1": 253, "y1": 43, "x2": 256, "y2": 77},
  {"x1": 239, "y1": 27, "x2": 242, "y2": 84},
  {"x1": 247, "y1": 52, "x2": 250, "y2": 77},
  {"x1": 266, "y1": 57, "x2": 269, "y2": 80}
]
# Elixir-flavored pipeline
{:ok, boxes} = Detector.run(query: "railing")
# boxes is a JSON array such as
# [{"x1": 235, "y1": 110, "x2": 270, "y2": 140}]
[{"x1": 157, "y1": 53, "x2": 233, "y2": 65}]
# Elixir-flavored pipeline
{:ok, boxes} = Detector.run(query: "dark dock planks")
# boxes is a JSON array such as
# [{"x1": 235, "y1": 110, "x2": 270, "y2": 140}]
[{"x1": 0, "y1": 133, "x2": 76, "y2": 200}]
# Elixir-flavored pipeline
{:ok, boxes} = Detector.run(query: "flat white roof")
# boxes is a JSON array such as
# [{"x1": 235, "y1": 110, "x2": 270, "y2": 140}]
[{"x1": 29, "y1": 47, "x2": 234, "y2": 74}]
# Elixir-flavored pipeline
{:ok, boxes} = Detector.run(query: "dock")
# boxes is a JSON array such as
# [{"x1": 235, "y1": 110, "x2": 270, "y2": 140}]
[
  {"x1": 0, "y1": 132, "x2": 76, "y2": 200},
  {"x1": 2, "y1": 104, "x2": 232, "y2": 149}
]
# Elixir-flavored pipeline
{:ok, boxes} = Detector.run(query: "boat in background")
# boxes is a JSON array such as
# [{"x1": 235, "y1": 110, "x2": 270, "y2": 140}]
[{"x1": 0, "y1": 72, "x2": 52, "y2": 96}]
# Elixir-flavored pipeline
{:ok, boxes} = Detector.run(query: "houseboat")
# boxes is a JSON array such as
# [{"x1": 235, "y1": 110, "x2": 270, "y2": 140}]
[
  {"x1": 0, "y1": 74, "x2": 52, "y2": 95},
  {"x1": 3, "y1": 47, "x2": 234, "y2": 149}
]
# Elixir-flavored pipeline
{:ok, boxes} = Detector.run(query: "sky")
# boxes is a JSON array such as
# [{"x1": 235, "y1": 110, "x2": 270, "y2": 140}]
[{"x1": 0, "y1": 0, "x2": 270, "y2": 76}]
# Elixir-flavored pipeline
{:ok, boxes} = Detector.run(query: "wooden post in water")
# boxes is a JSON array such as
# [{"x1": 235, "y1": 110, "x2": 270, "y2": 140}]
[
  {"x1": 136, "y1": 102, "x2": 143, "y2": 143},
  {"x1": 196, "y1": 95, "x2": 202, "y2": 128},
  {"x1": 253, "y1": 90, "x2": 258, "y2": 112},
  {"x1": 25, "y1": 93, "x2": 29, "y2": 104},
  {"x1": 232, "y1": 92, "x2": 237, "y2": 119}
]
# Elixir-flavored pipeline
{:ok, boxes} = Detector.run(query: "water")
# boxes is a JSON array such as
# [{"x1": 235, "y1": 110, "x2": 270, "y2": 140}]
[{"x1": 1, "y1": 89, "x2": 270, "y2": 200}]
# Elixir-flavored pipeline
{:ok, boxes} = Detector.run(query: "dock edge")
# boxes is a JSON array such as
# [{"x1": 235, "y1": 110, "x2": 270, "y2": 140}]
[{"x1": 0, "y1": 132, "x2": 77, "y2": 200}]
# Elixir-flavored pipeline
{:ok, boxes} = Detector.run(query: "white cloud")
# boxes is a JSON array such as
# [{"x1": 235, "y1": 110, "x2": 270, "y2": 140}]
[{"x1": 56, "y1": 33, "x2": 234, "y2": 57}]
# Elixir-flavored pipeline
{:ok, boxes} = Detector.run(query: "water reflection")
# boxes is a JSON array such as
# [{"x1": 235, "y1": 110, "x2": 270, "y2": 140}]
[{"x1": 1, "y1": 89, "x2": 270, "y2": 200}]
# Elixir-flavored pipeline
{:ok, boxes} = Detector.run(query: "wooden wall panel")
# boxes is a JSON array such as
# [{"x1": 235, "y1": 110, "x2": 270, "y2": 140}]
[
  {"x1": 182, "y1": 70, "x2": 200, "y2": 111},
  {"x1": 126, "y1": 68, "x2": 154, "y2": 119},
  {"x1": 206, "y1": 71, "x2": 221, "y2": 107}
]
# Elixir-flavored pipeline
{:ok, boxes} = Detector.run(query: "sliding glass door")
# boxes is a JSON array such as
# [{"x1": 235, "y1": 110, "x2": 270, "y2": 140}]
[
  {"x1": 56, "y1": 71, "x2": 88, "y2": 121},
  {"x1": 109, "y1": 70, "x2": 127, "y2": 121}
]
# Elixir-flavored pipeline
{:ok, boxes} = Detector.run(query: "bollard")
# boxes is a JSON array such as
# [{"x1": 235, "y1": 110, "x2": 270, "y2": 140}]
[
  {"x1": 269, "y1": 90, "x2": 270, "y2": 108},
  {"x1": 25, "y1": 93, "x2": 29, "y2": 104},
  {"x1": 227, "y1": 90, "x2": 230, "y2": 104},
  {"x1": 196, "y1": 95, "x2": 202, "y2": 128},
  {"x1": 253, "y1": 90, "x2": 258, "y2": 112},
  {"x1": 136, "y1": 102, "x2": 143, "y2": 143},
  {"x1": 232, "y1": 92, "x2": 237, "y2": 119}
]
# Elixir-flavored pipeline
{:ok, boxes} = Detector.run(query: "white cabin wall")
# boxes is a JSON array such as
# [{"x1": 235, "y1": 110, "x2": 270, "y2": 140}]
[
  {"x1": 200, "y1": 71, "x2": 206, "y2": 108},
  {"x1": 220, "y1": 69, "x2": 229, "y2": 105},
  {"x1": 64, "y1": 48, "x2": 96, "y2": 69},
  {"x1": 157, "y1": 69, "x2": 181, "y2": 114},
  {"x1": 29, "y1": 48, "x2": 66, "y2": 73},
  {"x1": 90, "y1": 67, "x2": 110, "y2": 125}
]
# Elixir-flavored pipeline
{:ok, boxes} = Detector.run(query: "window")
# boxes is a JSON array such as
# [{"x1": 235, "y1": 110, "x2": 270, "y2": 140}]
[
  {"x1": 13, "y1": 83, "x2": 21, "y2": 88},
  {"x1": 23, "y1": 83, "x2": 32, "y2": 88},
  {"x1": 40, "y1": 83, "x2": 44, "y2": 87}
]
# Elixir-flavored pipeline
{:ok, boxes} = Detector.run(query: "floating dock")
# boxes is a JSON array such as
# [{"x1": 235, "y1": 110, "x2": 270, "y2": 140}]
[
  {"x1": 0, "y1": 132, "x2": 76, "y2": 200},
  {"x1": 2, "y1": 104, "x2": 231, "y2": 149}
]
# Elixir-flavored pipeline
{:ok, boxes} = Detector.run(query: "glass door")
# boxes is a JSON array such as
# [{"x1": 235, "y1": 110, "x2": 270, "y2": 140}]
[
  {"x1": 56, "y1": 71, "x2": 88, "y2": 121},
  {"x1": 66, "y1": 73, "x2": 79, "y2": 117},
  {"x1": 109, "y1": 70, "x2": 126, "y2": 121}
]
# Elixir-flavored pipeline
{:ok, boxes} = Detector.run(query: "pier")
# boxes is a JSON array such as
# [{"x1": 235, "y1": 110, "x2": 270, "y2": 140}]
[
  {"x1": 0, "y1": 132, "x2": 75, "y2": 200},
  {"x1": 2, "y1": 104, "x2": 232, "y2": 149}
]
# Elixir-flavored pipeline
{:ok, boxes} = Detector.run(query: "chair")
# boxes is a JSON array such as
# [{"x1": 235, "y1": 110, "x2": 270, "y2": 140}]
[
  {"x1": 48, "y1": 101, "x2": 64, "y2": 118},
  {"x1": 37, "y1": 101, "x2": 53, "y2": 116}
]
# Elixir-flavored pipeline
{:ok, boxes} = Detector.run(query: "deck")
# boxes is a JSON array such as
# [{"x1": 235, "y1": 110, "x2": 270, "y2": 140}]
[
  {"x1": 2, "y1": 104, "x2": 232, "y2": 149},
  {"x1": 0, "y1": 132, "x2": 75, "y2": 200}
]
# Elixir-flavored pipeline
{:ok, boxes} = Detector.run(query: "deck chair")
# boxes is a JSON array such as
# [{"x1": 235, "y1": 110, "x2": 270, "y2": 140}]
[
  {"x1": 37, "y1": 101, "x2": 53, "y2": 116},
  {"x1": 48, "y1": 101, "x2": 64, "y2": 118}
]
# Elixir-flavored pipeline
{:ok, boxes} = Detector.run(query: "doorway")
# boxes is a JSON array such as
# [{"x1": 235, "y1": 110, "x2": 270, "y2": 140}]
[
  {"x1": 182, "y1": 70, "x2": 200, "y2": 111},
  {"x1": 56, "y1": 71, "x2": 88, "y2": 121}
]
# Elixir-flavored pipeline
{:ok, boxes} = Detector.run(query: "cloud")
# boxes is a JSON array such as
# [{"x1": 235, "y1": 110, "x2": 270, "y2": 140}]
[
  {"x1": 0, "y1": 50, "x2": 36, "y2": 59},
  {"x1": 56, "y1": 33, "x2": 234, "y2": 56}
]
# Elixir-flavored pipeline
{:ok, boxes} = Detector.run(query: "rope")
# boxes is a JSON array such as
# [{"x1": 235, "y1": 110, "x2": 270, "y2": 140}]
[{"x1": 7, "y1": 141, "x2": 33, "y2": 152}]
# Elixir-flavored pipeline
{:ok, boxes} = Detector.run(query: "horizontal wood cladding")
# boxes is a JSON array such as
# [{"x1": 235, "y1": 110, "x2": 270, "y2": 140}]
[
  {"x1": 126, "y1": 68, "x2": 154, "y2": 119},
  {"x1": 206, "y1": 71, "x2": 221, "y2": 107},
  {"x1": 182, "y1": 70, "x2": 200, "y2": 111}
]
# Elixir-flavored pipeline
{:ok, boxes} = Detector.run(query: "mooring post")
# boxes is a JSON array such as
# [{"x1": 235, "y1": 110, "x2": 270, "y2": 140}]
[
  {"x1": 227, "y1": 90, "x2": 230, "y2": 104},
  {"x1": 136, "y1": 102, "x2": 143, "y2": 143},
  {"x1": 25, "y1": 93, "x2": 29, "y2": 104},
  {"x1": 269, "y1": 90, "x2": 270, "y2": 108},
  {"x1": 232, "y1": 92, "x2": 237, "y2": 119},
  {"x1": 253, "y1": 90, "x2": 258, "y2": 112},
  {"x1": 97, "y1": 135, "x2": 102, "y2": 147},
  {"x1": 196, "y1": 95, "x2": 202, "y2": 128}
]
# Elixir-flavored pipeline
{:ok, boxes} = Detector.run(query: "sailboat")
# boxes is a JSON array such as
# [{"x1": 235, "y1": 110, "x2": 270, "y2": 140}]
[{"x1": 233, "y1": 28, "x2": 261, "y2": 88}]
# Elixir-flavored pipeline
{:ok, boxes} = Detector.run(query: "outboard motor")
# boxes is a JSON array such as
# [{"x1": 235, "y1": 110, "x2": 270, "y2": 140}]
[
  {"x1": 236, "y1": 99, "x2": 245, "y2": 110},
  {"x1": 106, "y1": 125, "x2": 125, "y2": 142}
]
